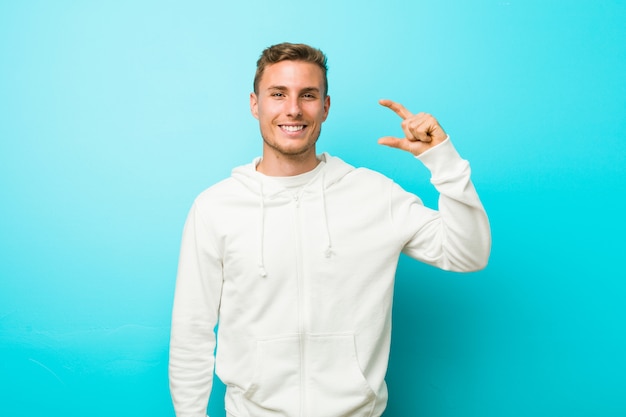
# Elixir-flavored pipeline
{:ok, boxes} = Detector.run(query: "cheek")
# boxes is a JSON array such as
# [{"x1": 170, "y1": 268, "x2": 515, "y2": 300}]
[
  {"x1": 258, "y1": 103, "x2": 280, "y2": 121},
  {"x1": 316, "y1": 108, "x2": 329, "y2": 122},
  {"x1": 305, "y1": 104, "x2": 326, "y2": 119}
]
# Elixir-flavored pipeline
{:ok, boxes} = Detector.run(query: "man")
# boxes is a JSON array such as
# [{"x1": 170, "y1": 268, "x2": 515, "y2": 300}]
[{"x1": 169, "y1": 42, "x2": 491, "y2": 417}]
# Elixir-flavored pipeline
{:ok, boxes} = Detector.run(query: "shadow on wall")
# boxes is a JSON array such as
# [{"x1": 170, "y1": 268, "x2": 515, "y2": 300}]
[{"x1": 383, "y1": 256, "x2": 486, "y2": 417}]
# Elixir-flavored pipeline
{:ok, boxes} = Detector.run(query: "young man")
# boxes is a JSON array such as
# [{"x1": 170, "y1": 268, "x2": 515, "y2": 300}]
[{"x1": 169, "y1": 42, "x2": 491, "y2": 417}]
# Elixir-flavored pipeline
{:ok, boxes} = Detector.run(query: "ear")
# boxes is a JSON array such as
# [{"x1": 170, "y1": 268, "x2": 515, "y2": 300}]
[
  {"x1": 250, "y1": 92, "x2": 259, "y2": 119},
  {"x1": 322, "y1": 95, "x2": 331, "y2": 121}
]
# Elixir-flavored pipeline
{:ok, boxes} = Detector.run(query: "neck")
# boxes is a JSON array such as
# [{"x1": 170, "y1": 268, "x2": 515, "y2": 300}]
[{"x1": 257, "y1": 149, "x2": 320, "y2": 176}]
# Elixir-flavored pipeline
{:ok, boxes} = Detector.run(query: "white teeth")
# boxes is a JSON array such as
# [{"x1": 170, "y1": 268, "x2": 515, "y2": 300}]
[{"x1": 281, "y1": 125, "x2": 304, "y2": 132}]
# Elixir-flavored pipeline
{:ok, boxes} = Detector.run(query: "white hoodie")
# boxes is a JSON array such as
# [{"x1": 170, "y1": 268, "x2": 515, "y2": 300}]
[{"x1": 169, "y1": 138, "x2": 491, "y2": 417}]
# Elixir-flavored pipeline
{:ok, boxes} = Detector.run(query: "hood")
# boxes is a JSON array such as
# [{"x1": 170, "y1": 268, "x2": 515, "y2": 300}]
[{"x1": 230, "y1": 152, "x2": 355, "y2": 277}]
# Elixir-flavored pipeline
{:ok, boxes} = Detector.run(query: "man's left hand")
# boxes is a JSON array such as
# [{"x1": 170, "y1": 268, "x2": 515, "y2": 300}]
[{"x1": 378, "y1": 99, "x2": 448, "y2": 156}]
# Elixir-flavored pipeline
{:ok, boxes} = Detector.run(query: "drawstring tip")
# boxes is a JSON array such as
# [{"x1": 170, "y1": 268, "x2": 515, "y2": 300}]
[
  {"x1": 259, "y1": 266, "x2": 268, "y2": 277},
  {"x1": 324, "y1": 247, "x2": 334, "y2": 258}
]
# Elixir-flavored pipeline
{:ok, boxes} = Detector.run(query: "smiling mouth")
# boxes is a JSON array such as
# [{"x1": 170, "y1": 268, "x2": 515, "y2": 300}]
[{"x1": 280, "y1": 125, "x2": 305, "y2": 133}]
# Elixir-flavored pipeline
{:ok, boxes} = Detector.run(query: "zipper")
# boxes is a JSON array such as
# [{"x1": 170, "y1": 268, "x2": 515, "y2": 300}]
[{"x1": 293, "y1": 193, "x2": 307, "y2": 417}]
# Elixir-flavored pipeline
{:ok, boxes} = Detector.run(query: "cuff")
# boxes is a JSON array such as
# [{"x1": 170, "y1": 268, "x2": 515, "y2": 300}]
[{"x1": 415, "y1": 136, "x2": 468, "y2": 180}]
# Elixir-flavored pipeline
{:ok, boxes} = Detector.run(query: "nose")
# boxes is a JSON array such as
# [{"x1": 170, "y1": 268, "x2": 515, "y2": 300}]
[{"x1": 285, "y1": 96, "x2": 302, "y2": 118}]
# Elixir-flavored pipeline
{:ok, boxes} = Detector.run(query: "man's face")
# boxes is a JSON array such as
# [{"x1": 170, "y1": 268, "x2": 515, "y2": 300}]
[{"x1": 250, "y1": 60, "x2": 330, "y2": 159}]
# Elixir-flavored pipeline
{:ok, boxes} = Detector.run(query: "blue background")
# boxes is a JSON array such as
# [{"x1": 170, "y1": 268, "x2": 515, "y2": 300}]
[{"x1": 1, "y1": 1, "x2": 625, "y2": 416}]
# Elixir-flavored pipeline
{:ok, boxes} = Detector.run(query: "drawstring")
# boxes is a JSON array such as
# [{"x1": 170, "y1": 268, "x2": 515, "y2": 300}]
[
  {"x1": 258, "y1": 181, "x2": 268, "y2": 277},
  {"x1": 320, "y1": 172, "x2": 334, "y2": 258}
]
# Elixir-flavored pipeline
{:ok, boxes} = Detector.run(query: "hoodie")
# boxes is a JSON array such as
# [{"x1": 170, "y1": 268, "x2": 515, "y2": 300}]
[{"x1": 169, "y1": 138, "x2": 491, "y2": 417}]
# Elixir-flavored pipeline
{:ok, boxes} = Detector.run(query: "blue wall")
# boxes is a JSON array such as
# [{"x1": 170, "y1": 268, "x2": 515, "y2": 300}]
[{"x1": 1, "y1": 1, "x2": 625, "y2": 416}]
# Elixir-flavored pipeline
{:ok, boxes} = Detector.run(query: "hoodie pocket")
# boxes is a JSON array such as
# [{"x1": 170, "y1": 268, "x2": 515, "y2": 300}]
[
  {"x1": 308, "y1": 333, "x2": 376, "y2": 417},
  {"x1": 243, "y1": 335, "x2": 301, "y2": 415},
  {"x1": 241, "y1": 333, "x2": 376, "y2": 417}
]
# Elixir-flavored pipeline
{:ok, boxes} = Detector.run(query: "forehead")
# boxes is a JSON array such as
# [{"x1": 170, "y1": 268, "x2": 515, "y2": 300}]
[{"x1": 259, "y1": 60, "x2": 325, "y2": 90}]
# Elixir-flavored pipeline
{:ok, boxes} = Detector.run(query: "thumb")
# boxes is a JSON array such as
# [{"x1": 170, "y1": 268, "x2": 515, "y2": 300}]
[{"x1": 378, "y1": 136, "x2": 408, "y2": 152}]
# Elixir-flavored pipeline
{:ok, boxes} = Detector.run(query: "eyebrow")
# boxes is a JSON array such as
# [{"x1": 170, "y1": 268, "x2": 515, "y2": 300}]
[{"x1": 267, "y1": 85, "x2": 321, "y2": 94}]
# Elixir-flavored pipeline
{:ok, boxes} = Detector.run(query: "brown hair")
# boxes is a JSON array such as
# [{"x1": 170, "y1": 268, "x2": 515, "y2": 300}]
[{"x1": 253, "y1": 42, "x2": 328, "y2": 96}]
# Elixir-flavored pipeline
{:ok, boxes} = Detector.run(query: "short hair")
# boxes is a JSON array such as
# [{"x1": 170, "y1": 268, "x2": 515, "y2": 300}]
[{"x1": 253, "y1": 42, "x2": 328, "y2": 96}]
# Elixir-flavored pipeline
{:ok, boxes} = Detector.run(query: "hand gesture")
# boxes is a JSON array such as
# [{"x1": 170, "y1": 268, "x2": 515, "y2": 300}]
[{"x1": 378, "y1": 99, "x2": 448, "y2": 156}]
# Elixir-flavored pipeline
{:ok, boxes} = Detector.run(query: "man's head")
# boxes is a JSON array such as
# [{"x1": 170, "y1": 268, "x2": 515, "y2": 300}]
[
  {"x1": 250, "y1": 43, "x2": 331, "y2": 174},
  {"x1": 253, "y1": 42, "x2": 328, "y2": 97}
]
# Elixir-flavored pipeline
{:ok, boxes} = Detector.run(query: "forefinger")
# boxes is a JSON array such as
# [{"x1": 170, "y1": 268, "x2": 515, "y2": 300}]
[{"x1": 379, "y1": 99, "x2": 413, "y2": 120}]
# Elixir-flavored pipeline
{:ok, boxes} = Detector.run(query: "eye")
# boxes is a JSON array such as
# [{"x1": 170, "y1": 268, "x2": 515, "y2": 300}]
[
  {"x1": 271, "y1": 92, "x2": 285, "y2": 98},
  {"x1": 302, "y1": 93, "x2": 316, "y2": 99}
]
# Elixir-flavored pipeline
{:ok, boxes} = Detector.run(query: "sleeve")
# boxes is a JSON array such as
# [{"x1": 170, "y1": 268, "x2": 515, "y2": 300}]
[
  {"x1": 169, "y1": 200, "x2": 224, "y2": 417},
  {"x1": 393, "y1": 137, "x2": 491, "y2": 272}
]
